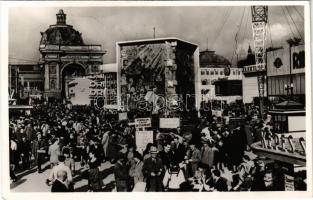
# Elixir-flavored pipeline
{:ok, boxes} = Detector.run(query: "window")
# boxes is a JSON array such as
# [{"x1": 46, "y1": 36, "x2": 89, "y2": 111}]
[
  {"x1": 206, "y1": 70, "x2": 210, "y2": 75},
  {"x1": 201, "y1": 71, "x2": 205, "y2": 75},
  {"x1": 220, "y1": 71, "x2": 223, "y2": 75},
  {"x1": 233, "y1": 70, "x2": 236, "y2": 75},
  {"x1": 215, "y1": 70, "x2": 218, "y2": 75},
  {"x1": 202, "y1": 80, "x2": 207, "y2": 85},
  {"x1": 210, "y1": 70, "x2": 214, "y2": 75}
]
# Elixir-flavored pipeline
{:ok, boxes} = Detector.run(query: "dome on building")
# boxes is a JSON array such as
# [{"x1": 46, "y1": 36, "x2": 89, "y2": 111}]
[
  {"x1": 40, "y1": 9, "x2": 84, "y2": 46},
  {"x1": 199, "y1": 50, "x2": 231, "y2": 67}
]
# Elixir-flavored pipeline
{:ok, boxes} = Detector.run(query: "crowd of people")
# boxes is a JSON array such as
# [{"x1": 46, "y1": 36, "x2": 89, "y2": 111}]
[{"x1": 9, "y1": 101, "x2": 307, "y2": 192}]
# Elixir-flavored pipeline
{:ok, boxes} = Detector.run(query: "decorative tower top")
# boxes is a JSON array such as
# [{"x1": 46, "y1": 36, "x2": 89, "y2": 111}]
[
  {"x1": 248, "y1": 45, "x2": 252, "y2": 55},
  {"x1": 56, "y1": 9, "x2": 66, "y2": 25}
]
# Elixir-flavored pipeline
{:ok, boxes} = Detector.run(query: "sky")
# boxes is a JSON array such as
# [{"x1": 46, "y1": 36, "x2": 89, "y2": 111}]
[{"x1": 8, "y1": 5, "x2": 304, "y2": 66}]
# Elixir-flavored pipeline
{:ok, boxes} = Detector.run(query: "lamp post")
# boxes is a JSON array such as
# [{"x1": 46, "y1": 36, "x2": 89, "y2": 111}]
[{"x1": 284, "y1": 83, "x2": 294, "y2": 101}]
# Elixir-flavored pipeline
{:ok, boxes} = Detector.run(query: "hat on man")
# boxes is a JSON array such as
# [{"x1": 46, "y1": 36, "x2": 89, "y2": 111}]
[{"x1": 149, "y1": 146, "x2": 159, "y2": 154}]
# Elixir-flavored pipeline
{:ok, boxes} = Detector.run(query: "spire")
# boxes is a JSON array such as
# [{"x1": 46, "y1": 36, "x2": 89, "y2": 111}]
[
  {"x1": 248, "y1": 44, "x2": 252, "y2": 55},
  {"x1": 56, "y1": 9, "x2": 66, "y2": 25}
]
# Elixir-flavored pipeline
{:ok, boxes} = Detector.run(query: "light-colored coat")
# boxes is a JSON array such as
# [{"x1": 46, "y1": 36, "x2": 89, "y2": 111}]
[{"x1": 129, "y1": 161, "x2": 144, "y2": 184}]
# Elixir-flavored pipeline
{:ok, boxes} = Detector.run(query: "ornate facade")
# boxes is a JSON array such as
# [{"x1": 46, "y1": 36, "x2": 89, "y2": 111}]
[{"x1": 39, "y1": 9, "x2": 105, "y2": 99}]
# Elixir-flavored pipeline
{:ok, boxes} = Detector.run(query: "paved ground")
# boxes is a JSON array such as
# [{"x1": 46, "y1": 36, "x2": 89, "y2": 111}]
[{"x1": 10, "y1": 161, "x2": 116, "y2": 192}]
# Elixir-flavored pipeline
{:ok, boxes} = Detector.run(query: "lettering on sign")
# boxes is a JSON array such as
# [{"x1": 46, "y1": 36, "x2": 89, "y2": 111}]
[
  {"x1": 260, "y1": 133, "x2": 306, "y2": 156},
  {"x1": 135, "y1": 118, "x2": 151, "y2": 128}
]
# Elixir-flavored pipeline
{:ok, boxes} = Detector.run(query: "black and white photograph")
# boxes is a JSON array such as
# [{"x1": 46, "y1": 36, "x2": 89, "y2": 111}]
[{"x1": 1, "y1": 1, "x2": 311, "y2": 197}]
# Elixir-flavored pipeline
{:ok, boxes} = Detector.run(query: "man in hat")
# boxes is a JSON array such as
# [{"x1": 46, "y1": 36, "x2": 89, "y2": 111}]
[{"x1": 142, "y1": 146, "x2": 164, "y2": 191}]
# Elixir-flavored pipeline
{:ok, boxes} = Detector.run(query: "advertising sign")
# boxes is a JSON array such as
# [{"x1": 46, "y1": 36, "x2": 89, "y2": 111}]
[
  {"x1": 136, "y1": 130, "x2": 154, "y2": 154},
  {"x1": 159, "y1": 118, "x2": 180, "y2": 129},
  {"x1": 284, "y1": 174, "x2": 294, "y2": 191},
  {"x1": 267, "y1": 47, "x2": 290, "y2": 77},
  {"x1": 135, "y1": 118, "x2": 151, "y2": 128},
  {"x1": 291, "y1": 44, "x2": 305, "y2": 74}
]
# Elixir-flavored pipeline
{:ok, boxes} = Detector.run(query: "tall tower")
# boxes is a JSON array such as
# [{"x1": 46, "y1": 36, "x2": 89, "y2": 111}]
[{"x1": 251, "y1": 5, "x2": 268, "y2": 116}]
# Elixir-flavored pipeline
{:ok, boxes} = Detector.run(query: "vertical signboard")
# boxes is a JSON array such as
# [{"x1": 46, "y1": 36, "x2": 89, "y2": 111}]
[{"x1": 136, "y1": 130, "x2": 154, "y2": 154}]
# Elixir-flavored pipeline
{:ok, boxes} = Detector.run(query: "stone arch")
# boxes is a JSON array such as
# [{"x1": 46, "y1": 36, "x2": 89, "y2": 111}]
[{"x1": 60, "y1": 62, "x2": 87, "y2": 98}]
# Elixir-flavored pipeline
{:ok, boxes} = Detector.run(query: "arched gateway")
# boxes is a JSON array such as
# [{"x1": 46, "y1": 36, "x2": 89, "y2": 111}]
[{"x1": 39, "y1": 9, "x2": 105, "y2": 99}]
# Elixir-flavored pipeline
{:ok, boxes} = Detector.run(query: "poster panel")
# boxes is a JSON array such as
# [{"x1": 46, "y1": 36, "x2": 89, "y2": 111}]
[
  {"x1": 159, "y1": 118, "x2": 180, "y2": 129},
  {"x1": 136, "y1": 130, "x2": 154, "y2": 154}
]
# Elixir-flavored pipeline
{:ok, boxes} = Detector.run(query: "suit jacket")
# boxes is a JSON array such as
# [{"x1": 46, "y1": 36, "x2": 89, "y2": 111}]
[
  {"x1": 174, "y1": 143, "x2": 187, "y2": 163},
  {"x1": 51, "y1": 179, "x2": 69, "y2": 192},
  {"x1": 142, "y1": 157, "x2": 164, "y2": 178},
  {"x1": 18, "y1": 140, "x2": 31, "y2": 156},
  {"x1": 159, "y1": 150, "x2": 175, "y2": 168}
]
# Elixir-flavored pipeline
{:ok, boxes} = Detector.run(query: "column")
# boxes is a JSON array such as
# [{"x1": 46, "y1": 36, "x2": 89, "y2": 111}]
[
  {"x1": 56, "y1": 63, "x2": 60, "y2": 90},
  {"x1": 44, "y1": 63, "x2": 50, "y2": 90}
]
